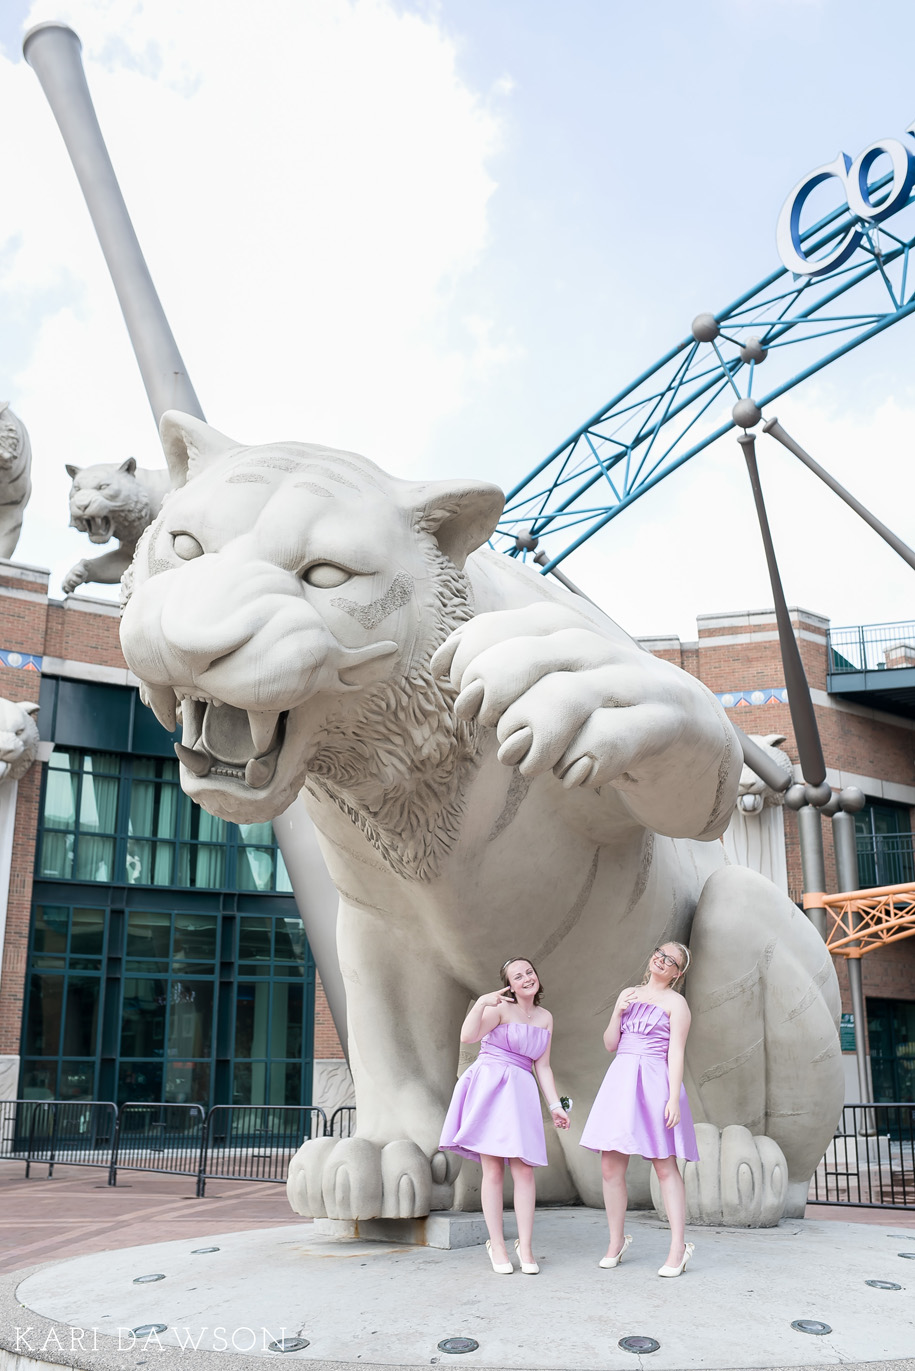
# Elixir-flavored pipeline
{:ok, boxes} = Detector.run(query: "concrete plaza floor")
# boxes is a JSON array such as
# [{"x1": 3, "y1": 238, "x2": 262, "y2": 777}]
[{"x1": 2, "y1": 1163, "x2": 915, "y2": 1371}]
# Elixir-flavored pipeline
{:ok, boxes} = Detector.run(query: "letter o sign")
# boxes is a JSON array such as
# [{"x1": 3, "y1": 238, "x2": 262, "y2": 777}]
[{"x1": 777, "y1": 124, "x2": 915, "y2": 277}]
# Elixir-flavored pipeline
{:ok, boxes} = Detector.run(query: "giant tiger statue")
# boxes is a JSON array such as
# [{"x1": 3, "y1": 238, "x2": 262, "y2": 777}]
[{"x1": 120, "y1": 412, "x2": 843, "y2": 1225}]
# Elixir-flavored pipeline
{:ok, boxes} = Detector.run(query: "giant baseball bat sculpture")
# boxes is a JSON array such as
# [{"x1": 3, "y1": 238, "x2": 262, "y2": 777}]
[{"x1": 24, "y1": 21, "x2": 349, "y2": 1056}]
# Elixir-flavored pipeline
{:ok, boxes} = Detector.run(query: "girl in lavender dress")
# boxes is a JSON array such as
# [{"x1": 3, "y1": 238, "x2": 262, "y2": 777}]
[
  {"x1": 580, "y1": 942, "x2": 698, "y2": 1278},
  {"x1": 439, "y1": 957, "x2": 569, "y2": 1275}
]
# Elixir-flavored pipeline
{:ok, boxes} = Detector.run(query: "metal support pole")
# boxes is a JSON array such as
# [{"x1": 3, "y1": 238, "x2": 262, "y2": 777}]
[
  {"x1": 797, "y1": 805, "x2": 827, "y2": 939},
  {"x1": 733, "y1": 724, "x2": 792, "y2": 794},
  {"x1": 24, "y1": 22, "x2": 351, "y2": 1063},
  {"x1": 532, "y1": 550, "x2": 600, "y2": 606},
  {"x1": 24, "y1": 23, "x2": 204, "y2": 425},
  {"x1": 738, "y1": 433, "x2": 827, "y2": 787},
  {"x1": 833, "y1": 810, "x2": 873, "y2": 1106},
  {"x1": 832, "y1": 809, "x2": 860, "y2": 894},
  {"x1": 846, "y1": 957, "x2": 873, "y2": 1110},
  {"x1": 763, "y1": 418, "x2": 915, "y2": 575},
  {"x1": 272, "y1": 803, "x2": 348, "y2": 1061}
]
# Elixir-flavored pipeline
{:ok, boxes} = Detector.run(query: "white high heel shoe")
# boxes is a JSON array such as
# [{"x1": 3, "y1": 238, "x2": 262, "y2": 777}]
[
  {"x1": 486, "y1": 1239, "x2": 513, "y2": 1274},
  {"x1": 599, "y1": 1234, "x2": 632, "y2": 1269},
  {"x1": 658, "y1": 1241, "x2": 694, "y2": 1277},
  {"x1": 514, "y1": 1238, "x2": 540, "y2": 1274}
]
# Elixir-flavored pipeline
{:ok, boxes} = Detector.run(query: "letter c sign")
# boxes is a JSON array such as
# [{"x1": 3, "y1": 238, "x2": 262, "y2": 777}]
[{"x1": 777, "y1": 124, "x2": 915, "y2": 277}]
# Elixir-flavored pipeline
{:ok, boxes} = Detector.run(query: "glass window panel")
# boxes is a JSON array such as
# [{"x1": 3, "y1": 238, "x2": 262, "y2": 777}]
[
  {"x1": 275, "y1": 849, "x2": 293, "y2": 894},
  {"x1": 31, "y1": 956, "x2": 66, "y2": 969},
  {"x1": 126, "y1": 839, "x2": 175, "y2": 886},
  {"x1": 237, "y1": 821, "x2": 274, "y2": 846},
  {"x1": 26, "y1": 974, "x2": 64, "y2": 1057},
  {"x1": 75, "y1": 836, "x2": 114, "y2": 883},
  {"x1": 117, "y1": 1060, "x2": 163, "y2": 1106},
  {"x1": 130, "y1": 778, "x2": 178, "y2": 840},
  {"x1": 48, "y1": 748, "x2": 76, "y2": 771},
  {"x1": 78, "y1": 762, "x2": 118, "y2": 832},
  {"x1": 274, "y1": 918, "x2": 306, "y2": 969},
  {"x1": 38, "y1": 832, "x2": 74, "y2": 878},
  {"x1": 59, "y1": 1061, "x2": 96, "y2": 1102},
  {"x1": 179, "y1": 803, "x2": 227, "y2": 844},
  {"x1": 283, "y1": 1062, "x2": 302, "y2": 1106},
  {"x1": 267, "y1": 981, "x2": 303, "y2": 1060},
  {"x1": 133, "y1": 757, "x2": 179, "y2": 783},
  {"x1": 172, "y1": 915, "x2": 217, "y2": 965},
  {"x1": 236, "y1": 845, "x2": 275, "y2": 892},
  {"x1": 234, "y1": 982, "x2": 270, "y2": 1059},
  {"x1": 33, "y1": 906, "x2": 69, "y2": 955},
  {"x1": 232, "y1": 1060, "x2": 252, "y2": 1105},
  {"x1": 120, "y1": 978, "x2": 168, "y2": 1058},
  {"x1": 21, "y1": 1061, "x2": 57, "y2": 1099},
  {"x1": 284, "y1": 982, "x2": 304, "y2": 1060},
  {"x1": 70, "y1": 908, "x2": 105, "y2": 958},
  {"x1": 168, "y1": 980, "x2": 214, "y2": 1059},
  {"x1": 63, "y1": 976, "x2": 100, "y2": 1057},
  {"x1": 82, "y1": 751, "x2": 121, "y2": 776},
  {"x1": 165, "y1": 1061, "x2": 210, "y2": 1106},
  {"x1": 176, "y1": 844, "x2": 225, "y2": 889},
  {"x1": 43, "y1": 766, "x2": 78, "y2": 831},
  {"x1": 126, "y1": 910, "x2": 171, "y2": 961},
  {"x1": 872, "y1": 804, "x2": 906, "y2": 837},
  {"x1": 239, "y1": 917, "x2": 271, "y2": 968}
]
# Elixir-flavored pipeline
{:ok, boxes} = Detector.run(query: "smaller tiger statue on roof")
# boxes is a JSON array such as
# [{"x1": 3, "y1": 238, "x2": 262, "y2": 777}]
[{"x1": 63, "y1": 457, "x2": 171, "y2": 594}]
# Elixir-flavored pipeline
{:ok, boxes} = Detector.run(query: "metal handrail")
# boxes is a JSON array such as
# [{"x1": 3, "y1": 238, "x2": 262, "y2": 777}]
[{"x1": 827, "y1": 620, "x2": 915, "y2": 674}]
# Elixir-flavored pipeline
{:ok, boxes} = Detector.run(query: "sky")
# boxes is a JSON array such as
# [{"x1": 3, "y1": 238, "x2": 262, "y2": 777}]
[{"x1": 1, "y1": 0, "x2": 914, "y2": 644}]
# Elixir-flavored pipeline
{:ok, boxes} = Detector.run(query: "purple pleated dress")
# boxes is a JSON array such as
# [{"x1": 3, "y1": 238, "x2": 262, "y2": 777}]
[
  {"x1": 580, "y1": 1001, "x2": 699, "y2": 1161},
  {"x1": 439, "y1": 1022, "x2": 550, "y2": 1167}
]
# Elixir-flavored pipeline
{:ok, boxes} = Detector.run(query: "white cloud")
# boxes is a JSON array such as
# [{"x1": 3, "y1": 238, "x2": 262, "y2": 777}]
[{"x1": 3, "y1": 0, "x2": 507, "y2": 593}]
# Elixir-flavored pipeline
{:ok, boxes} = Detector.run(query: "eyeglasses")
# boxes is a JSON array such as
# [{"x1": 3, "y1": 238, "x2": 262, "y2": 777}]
[{"x1": 653, "y1": 949, "x2": 682, "y2": 971}]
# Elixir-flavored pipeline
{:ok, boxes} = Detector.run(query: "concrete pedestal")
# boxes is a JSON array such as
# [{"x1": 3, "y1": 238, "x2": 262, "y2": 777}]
[
  {"x1": 314, "y1": 1209, "x2": 492, "y2": 1249},
  {"x1": 3, "y1": 1209, "x2": 915, "y2": 1370}
]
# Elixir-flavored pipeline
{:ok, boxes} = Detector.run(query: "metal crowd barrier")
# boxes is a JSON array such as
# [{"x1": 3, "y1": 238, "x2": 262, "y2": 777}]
[
  {"x1": 0, "y1": 1100, "x2": 117, "y2": 1177},
  {"x1": 110, "y1": 1103, "x2": 206, "y2": 1184},
  {"x1": 197, "y1": 1104, "x2": 327, "y2": 1196},
  {"x1": 328, "y1": 1105, "x2": 356, "y2": 1138},
  {"x1": 808, "y1": 1103, "x2": 915, "y2": 1210},
  {"x1": 0, "y1": 1098, "x2": 352, "y2": 1191}
]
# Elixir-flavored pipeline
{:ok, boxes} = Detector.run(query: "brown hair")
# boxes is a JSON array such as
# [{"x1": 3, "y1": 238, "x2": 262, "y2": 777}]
[
  {"x1": 640, "y1": 942, "x2": 691, "y2": 993},
  {"x1": 500, "y1": 956, "x2": 544, "y2": 1005}
]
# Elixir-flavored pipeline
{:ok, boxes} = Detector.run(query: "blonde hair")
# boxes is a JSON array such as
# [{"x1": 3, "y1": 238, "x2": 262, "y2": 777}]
[{"x1": 640, "y1": 942, "x2": 691, "y2": 993}]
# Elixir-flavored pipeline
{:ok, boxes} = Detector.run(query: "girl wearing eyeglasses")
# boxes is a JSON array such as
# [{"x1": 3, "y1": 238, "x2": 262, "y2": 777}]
[{"x1": 580, "y1": 942, "x2": 698, "y2": 1278}]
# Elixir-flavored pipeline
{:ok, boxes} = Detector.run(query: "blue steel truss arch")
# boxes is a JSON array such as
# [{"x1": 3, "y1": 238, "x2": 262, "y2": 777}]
[{"x1": 496, "y1": 170, "x2": 915, "y2": 575}]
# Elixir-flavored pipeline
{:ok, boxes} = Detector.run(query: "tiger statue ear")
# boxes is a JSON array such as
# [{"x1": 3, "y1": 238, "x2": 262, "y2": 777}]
[
  {"x1": 159, "y1": 410, "x2": 240, "y2": 488},
  {"x1": 409, "y1": 480, "x2": 505, "y2": 568}
]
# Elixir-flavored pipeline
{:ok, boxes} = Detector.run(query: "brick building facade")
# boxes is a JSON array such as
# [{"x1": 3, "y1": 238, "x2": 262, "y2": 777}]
[{"x1": 641, "y1": 606, "x2": 915, "y2": 1102}]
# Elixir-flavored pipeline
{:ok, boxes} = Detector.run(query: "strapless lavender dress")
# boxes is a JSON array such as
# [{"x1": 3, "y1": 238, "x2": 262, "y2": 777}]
[
  {"x1": 439, "y1": 1022, "x2": 550, "y2": 1167},
  {"x1": 579, "y1": 1001, "x2": 699, "y2": 1161}
]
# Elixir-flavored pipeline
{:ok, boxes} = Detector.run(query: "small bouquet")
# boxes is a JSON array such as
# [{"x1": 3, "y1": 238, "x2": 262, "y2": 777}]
[{"x1": 559, "y1": 1096, "x2": 572, "y2": 1112}]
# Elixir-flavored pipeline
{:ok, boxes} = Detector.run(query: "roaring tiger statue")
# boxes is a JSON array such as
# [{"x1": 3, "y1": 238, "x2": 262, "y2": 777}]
[
  {"x1": 62, "y1": 457, "x2": 171, "y2": 594},
  {"x1": 0, "y1": 402, "x2": 32, "y2": 560},
  {"x1": 119, "y1": 411, "x2": 843, "y2": 1226},
  {"x1": 0, "y1": 698, "x2": 40, "y2": 784}
]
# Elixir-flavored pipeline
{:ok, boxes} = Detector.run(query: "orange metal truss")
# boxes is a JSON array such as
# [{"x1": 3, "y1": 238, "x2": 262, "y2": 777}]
[{"x1": 803, "y1": 882, "x2": 915, "y2": 958}]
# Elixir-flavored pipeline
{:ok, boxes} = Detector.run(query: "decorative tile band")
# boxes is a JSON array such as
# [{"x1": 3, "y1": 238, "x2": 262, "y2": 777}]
[
  {"x1": 716, "y1": 687, "x2": 788, "y2": 708},
  {"x1": 0, "y1": 649, "x2": 43, "y2": 671}
]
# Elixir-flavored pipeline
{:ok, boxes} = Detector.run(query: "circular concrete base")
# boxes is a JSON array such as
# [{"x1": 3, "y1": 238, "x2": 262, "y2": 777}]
[{"x1": 2, "y1": 1209, "x2": 915, "y2": 1371}]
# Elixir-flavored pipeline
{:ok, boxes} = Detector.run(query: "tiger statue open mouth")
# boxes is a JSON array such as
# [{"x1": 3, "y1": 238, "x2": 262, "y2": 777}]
[{"x1": 120, "y1": 412, "x2": 492, "y2": 833}]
